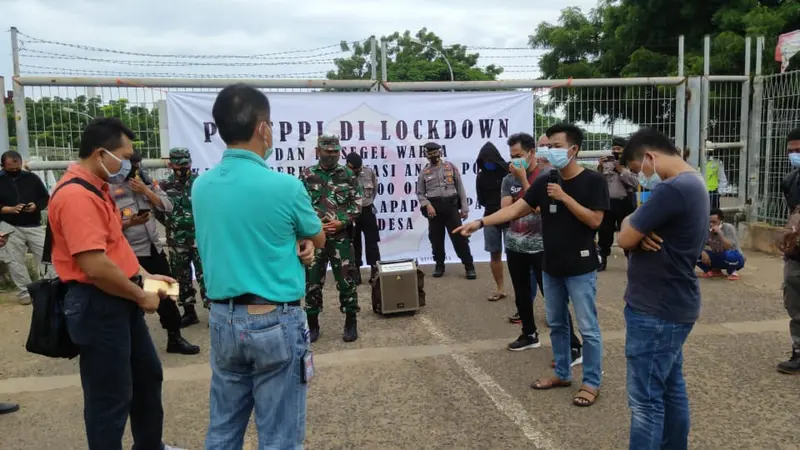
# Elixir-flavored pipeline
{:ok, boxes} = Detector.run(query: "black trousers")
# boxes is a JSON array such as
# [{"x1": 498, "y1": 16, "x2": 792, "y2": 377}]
[
  {"x1": 424, "y1": 197, "x2": 473, "y2": 266},
  {"x1": 137, "y1": 245, "x2": 182, "y2": 333},
  {"x1": 353, "y1": 206, "x2": 381, "y2": 267},
  {"x1": 598, "y1": 198, "x2": 635, "y2": 258},
  {"x1": 507, "y1": 250, "x2": 581, "y2": 349},
  {"x1": 64, "y1": 283, "x2": 164, "y2": 450},
  {"x1": 709, "y1": 189, "x2": 720, "y2": 209}
]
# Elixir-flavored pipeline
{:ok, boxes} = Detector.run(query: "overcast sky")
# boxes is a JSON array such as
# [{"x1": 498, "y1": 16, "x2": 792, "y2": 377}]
[{"x1": 1, "y1": 0, "x2": 599, "y2": 92}]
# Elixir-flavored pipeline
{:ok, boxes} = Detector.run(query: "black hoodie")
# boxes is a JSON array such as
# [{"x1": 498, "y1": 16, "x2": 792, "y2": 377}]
[{"x1": 475, "y1": 142, "x2": 509, "y2": 216}]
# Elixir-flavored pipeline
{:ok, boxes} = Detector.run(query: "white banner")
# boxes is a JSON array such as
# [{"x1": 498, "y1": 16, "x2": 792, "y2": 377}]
[{"x1": 166, "y1": 91, "x2": 533, "y2": 265}]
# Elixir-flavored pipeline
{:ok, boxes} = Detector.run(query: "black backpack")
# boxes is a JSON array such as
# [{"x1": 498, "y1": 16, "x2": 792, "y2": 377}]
[{"x1": 26, "y1": 178, "x2": 104, "y2": 359}]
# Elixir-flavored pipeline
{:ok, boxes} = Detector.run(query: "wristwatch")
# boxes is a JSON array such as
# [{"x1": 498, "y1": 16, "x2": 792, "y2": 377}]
[{"x1": 477, "y1": 219, "x2": 485, "y2": 229}]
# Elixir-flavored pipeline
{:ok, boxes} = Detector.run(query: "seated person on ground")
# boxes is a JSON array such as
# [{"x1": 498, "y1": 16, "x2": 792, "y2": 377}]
[{"x1": 697, "y1": 208, "x2": 745, "y2": 280}]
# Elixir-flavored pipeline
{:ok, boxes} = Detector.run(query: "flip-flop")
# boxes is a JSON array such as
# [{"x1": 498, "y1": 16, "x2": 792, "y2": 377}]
[{"x1": 487, "y1": 293, "x2": 507, "y2": 302}]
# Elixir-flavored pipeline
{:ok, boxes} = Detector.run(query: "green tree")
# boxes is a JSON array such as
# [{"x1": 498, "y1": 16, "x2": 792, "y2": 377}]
[
  {"x1": 530, "y1": 1, "x2": 800, "y2": 132},
  {"x1": 327, "y1": 28, "x2": 503, "y2": 82},
  {"x1": 5, "y1": 97, "x2": 160, "y2": 160}
]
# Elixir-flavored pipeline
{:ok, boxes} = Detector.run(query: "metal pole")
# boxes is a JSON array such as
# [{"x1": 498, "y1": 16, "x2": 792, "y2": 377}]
[
  {"x1": 747, "y1": 36, "x2": 765, "y2": 220},
  {"x1": 738, "y1": 37, "x2": 752, "y2": 209},
  {"x1": 675, "y1": 35, "x2": 686, "y2": 153},
  {"x1": 699, "y1": 35, "x2": 711, "y2": 177},
  {"x1": 10, "y1": 27, "x2": 30, "y2": 160},
  {"x1": 370, "y1": 37, "x2": 378, "y2": 92},
  {"x1": 0, "y1": 77, "x2": 9, "y2": 154},
  {"x1": 381, "y1": 40, "x2": 388, "y2": 85},
  {"x1": 157, "y1": 100, "x2": 170, "y2": 158},
  {"x1": 15, "y1": 76, "x2": 377, "y2": 89}
]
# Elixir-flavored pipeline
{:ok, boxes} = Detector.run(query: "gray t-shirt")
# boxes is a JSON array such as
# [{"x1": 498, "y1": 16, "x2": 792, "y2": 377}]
[
  {"x1": 500, "y1": 172, "x2": 544, "y2": 254},
  {"x1": 707, "y1": 222, "x2": 739, "y2": 252}
]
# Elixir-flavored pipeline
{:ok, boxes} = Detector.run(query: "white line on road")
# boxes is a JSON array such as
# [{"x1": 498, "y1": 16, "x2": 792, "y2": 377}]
[{"x1": 418, "y1": 315, "x2": 560, "y2": 450}]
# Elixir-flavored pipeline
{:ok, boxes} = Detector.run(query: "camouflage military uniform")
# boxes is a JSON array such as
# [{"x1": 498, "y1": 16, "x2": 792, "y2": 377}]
[
  {"x1": 300, "y1": 137, "x2": 363, "y2": 317},
  {"x1": 159, "y1": 149, "x2": 207, "y2": 308}
]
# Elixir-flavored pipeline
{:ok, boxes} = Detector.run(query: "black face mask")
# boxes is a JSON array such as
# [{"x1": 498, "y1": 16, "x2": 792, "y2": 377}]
[
  {"x1": 5, "y1": 169, "x2": 21, "y2": 178},
  {"x1": 428, "y1": 157, "x2": 440, "y2": 164}
]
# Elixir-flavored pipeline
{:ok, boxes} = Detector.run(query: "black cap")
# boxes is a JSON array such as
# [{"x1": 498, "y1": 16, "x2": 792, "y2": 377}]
[
  {"x1": 611, "y1": 137, "x2": 628, "y2": 149},
  {"x1": 346, "y1": 152, "x2": 363, "y2": 169},
  {"x1": 423, "y1": 142, "x2": 441, "y2": 153}
]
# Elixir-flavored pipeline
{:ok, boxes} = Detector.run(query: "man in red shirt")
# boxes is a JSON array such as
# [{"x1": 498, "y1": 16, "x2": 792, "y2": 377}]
[{"x1": 48, "y1": 118, "x2": 182, "y2": 450}]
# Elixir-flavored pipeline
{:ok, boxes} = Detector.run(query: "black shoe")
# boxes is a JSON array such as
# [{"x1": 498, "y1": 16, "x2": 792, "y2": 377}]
[
  {"x1": 369, "y1": 266, "x2": 378, "y2": 285},
  {"x1": 508, "y1": 333, "x2": 541, "y2": 352},
  {"x1": 166, "y1": 332, "x2": 200, "y2": 355},
  {"x1": 598, "y1": 256, "x2": 607, "y2": 272},
  {"x1": 777, "y1": 347, "x2": 800, "y2": 374},
  {"x1": 465, "y1": 265, "x2": 477, "y2": 280},
  {"x1": 0, "y1": 403, "x2": 19, "y2": 415},
  {"x1": 508, "y1": 312, "x2": 521, "y2": 324},
  {"x1": 352, "y1": 269, "x2": 363, "y2": 285},
  {"x1": 180, "y1": 305, "x2": 200, "y2": 328},
  {"x1": 551, "y1": 347, "x2": 583, "y2": 368},
  {"x1": 432, "y1": 264, "x2": 445, "y2": 278},
  {"x1": 308, "y1": 315, "x2": 320, "y2": 343},
  {"x1": 343, "y1": 313, "x2": 358, "y2": 343}
]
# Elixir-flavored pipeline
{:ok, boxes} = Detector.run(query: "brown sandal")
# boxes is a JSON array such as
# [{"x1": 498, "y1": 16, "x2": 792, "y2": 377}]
[
  {"x1": 531, "y1": 376, "x2": 572, "y2": 390},
  {"x1": 572, "y1": 386, "x2": 599, "y2": 407}
]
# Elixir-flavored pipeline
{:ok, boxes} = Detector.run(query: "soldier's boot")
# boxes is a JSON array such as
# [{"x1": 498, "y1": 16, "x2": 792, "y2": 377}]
[
  {"x1": 598, "y1": 256, "x2": 608, "y2": 272},
  {"x1": 166, "y1": 331, "x2": 200, "y2": 355},
  {"x1": 432, "y1": 264, "x2": 445, "y2": 278},
  {"x1": 307, "y1": 314, "x2": 321, "y2": 343},
  {"x1": 465, "y1": 264, "x2": 477, "y2": 280},
  {"x1": 352, "y1": 268, "x2": 363, "y2": 285},
  {"x1": 180, "y1": 304, "x2": 200, "y2": 328},
  {"x1": 368, "y1": 266, "x2": 378, "y2": 285},
  {"x1": 343, "y1": 312, "x2": 358, "y2": 343}
]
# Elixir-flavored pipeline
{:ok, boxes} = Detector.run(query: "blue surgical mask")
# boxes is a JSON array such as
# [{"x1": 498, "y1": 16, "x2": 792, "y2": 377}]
[
  {"x1": 102, "y1": 150, "x2": 131, "y2": 185},
  {"x1": 264, "y1": 147, "x2": 274, "y2": 161},
  {"x1": 483, "y1": 161, "x2": 497, "y2": 171},
  {"x1": 510, "y1": 158, "x2": 529, "y2": 170},
  {"x1": 790, "y1": 153, "x2": 800, "y2": 168},
  {"x1": 547, "y1": 148, "x2": 572, "y2": 169},
  {"x1": 536, "y1": 148, "x2": 551, "y2": 163},
  {"x1": 638, "y1": 171, "x2": 661, "y2": 190}
]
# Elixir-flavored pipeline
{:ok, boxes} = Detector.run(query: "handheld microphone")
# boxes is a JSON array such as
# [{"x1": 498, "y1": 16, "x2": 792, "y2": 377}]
[{"x1": 549, "y1": 168, "x2": 560, "y2": 213}]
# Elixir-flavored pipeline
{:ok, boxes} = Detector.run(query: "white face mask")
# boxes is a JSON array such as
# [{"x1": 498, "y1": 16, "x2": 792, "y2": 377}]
[{"x1": 261, "y1": 122, "x2": 274, "y2": 160}]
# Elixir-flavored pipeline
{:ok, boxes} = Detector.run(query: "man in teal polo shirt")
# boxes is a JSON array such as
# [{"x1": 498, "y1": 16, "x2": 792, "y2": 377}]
[{"x1": 192, "y1": 83, "x2": 325, "y2": 449}]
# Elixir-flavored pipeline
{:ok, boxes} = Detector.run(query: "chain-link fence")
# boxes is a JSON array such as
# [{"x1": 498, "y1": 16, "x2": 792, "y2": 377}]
[{"x1": 752, "y1": 70, "x2": 800, "y2": 226}]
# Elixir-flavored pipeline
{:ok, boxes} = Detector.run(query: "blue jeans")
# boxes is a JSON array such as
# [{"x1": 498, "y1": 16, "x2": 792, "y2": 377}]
[
  {"x1": 625, "y1": 306, "x2": 695, "y2": 450},
  {"x1": 206, "y1": 302, "x2": 310, "y2": 450},
  {"x1": 696, "y1": 249, "x2": 745, "y2": 275},
  {"x1": 542, "y1": 270, "x2": 602, "y2": 388}
]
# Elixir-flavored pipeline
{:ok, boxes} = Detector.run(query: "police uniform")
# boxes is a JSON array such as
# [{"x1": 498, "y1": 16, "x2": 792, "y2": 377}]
[
  {"x1": 345, "y1": 153, "x2": 381, "y2": 285},
  {"x1": 113, "y1": 155, "x2": 200, "y2": 354},
  {"x1": 300, "y1": 135, "x2": 363, "y2": 343},
  {"x1": 158, "y1": 147, "x2": 207, "y2": 328},
  {"x1": 416, "y1": 142, "x2": 476, "y2": 279}
]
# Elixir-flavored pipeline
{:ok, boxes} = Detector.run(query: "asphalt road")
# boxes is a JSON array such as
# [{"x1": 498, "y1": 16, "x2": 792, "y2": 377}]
[{"x1": 0, "y1": 249, "x2": 797, "y2": 450}]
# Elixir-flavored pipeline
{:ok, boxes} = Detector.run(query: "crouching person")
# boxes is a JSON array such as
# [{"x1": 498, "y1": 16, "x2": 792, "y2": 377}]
[{"x1": 697, "y1": 208, "x2": 745, "y2": 280}]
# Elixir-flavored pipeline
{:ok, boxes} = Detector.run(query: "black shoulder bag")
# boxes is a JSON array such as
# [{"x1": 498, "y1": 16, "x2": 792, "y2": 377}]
[{"x1": 26, "y1": 178, "x2": 104, "y2": 359}]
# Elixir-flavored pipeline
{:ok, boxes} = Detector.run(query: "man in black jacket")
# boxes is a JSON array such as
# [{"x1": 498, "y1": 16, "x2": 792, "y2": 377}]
[
  {"x1": 0, "y1": 151, "x2": 52, "y2": 305},
  {"x1": 476, "y1": 141, "x2": 509, "y2": 301},
  {"x1": 779, "y1": 127, "x2": 800, "y2": 374}
]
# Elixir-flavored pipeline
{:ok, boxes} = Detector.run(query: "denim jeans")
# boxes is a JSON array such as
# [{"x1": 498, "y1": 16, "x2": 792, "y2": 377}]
[
  {"x1": 696, "y1": 249, "x2": 745, "y2": 275},
  {"x1": 64, "y1": 283, "x2": 165, "y2": 450},
  {"x1": 206, "y1": 302, "x2": 310, "y2": 450},
  {"x1": 625, "y1": 306, "x2": 695, "y2": 450},
  {"x1": 542, "y1": 270, "x2": 602, "y2": 387}
]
